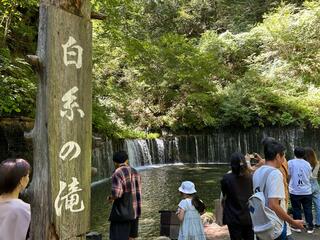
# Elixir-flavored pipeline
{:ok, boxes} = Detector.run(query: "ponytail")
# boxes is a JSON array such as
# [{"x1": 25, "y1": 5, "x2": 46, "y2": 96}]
[{"x1": 192, "y1": 195, "x2": 206, "y2": 214}]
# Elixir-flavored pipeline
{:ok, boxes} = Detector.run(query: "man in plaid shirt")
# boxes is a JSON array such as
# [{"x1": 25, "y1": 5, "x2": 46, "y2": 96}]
[{"x1": 108, "y1": 151, "x2": 142, "y2": 240}]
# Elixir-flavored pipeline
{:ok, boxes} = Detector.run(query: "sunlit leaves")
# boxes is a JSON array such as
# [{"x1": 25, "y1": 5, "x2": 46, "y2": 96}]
[{"x1": 92, "y1": 0, "x2": 320, "y2": 134}]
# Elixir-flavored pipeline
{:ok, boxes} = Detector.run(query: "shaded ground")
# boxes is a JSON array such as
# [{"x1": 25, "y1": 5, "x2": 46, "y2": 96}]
[
  {"x1": 291, "y1": 228, "x2": 320, "y2": 239},
  {"x1": 154, "y1": 211, "x2": 320, "y2": 240},
  {"x1": 203, "y1": 224, "x2": 320, "y2": 240}
]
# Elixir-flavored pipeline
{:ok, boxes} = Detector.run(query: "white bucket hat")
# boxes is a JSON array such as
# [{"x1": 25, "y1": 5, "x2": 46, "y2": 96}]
[{"x1": 178, "y1": 181, "x2": 197, "y2": 194}]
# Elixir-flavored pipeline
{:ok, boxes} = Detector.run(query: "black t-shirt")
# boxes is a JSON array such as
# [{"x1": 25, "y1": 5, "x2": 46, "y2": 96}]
[{"x1": 220, "y1": 172, "x2": 253, "y2": 226}]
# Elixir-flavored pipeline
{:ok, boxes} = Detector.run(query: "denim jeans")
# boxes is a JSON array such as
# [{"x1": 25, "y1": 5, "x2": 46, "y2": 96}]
[
  {"x1": 256, "y1": 223, "x2": 286, "y2": 240},
  {"x1": 311, "y1": 178, "x2": 320, "y2": 225},
  {"x1": 275, "y1": 223, "x2": 287, "y2": 240},
  {"x1": 290, "y1": 193, "x2": 313, "y2": 227}
]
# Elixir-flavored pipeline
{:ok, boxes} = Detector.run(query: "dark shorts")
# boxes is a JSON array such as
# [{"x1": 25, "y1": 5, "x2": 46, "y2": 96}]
[{"x1": 110, "y1": 218, "x2": 139, "y2": 240}]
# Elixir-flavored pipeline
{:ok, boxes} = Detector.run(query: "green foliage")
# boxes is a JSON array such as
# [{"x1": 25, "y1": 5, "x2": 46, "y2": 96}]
[
  {"x1": 2, "y1": 0, "x2": 320, "y2": 137},
  {"x1": 0, "y1": 48, "x2": 36, "y2": 117},
  {"x1": 0, "y1": 0, "x2": 38, "y2": 52},
  {"x1": 0, "y1": 0, "x2": 38, "y2": 117},
  {"x1": 92, "y1": 0, "x2": 320, "y2": 135},
  {"x1": 252, "y1": 1, "x2": 320, "y2": 84}
]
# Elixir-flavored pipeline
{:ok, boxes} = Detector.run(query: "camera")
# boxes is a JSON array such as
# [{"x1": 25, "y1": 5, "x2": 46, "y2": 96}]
[{"x1": 247, "y1": 153, "x2": 258, "y2": 165}]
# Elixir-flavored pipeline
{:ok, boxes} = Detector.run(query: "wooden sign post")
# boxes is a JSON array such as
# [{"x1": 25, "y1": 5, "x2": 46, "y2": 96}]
[{"x1": 29, "y1": 1, "x2": 92, "y2": 239}]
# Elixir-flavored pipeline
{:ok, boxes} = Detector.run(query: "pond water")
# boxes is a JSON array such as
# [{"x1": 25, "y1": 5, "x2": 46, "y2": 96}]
[{"x1": 90, "y1": 164, "x2": 229, "y2": 239}]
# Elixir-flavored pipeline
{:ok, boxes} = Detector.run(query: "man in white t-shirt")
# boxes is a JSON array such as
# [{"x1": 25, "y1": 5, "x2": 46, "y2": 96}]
[
  {"x1": 253, "y1": 140, "x2": 304, "y2": 239},
  {"x1": 288, "y1": 147, "x2": 313, "y2": 233}
]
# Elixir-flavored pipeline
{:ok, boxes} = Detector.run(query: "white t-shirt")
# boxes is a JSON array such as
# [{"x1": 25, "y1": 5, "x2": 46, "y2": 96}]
[
  {"x1": 288, "y1": 158, "x2": 312, "y2": 195},
  {"x1": 253, "y1": 165, "x2": 286, "y2": 212},
  {"x1": 0, "y1": 199, "x2": 30, "y2": 240}
]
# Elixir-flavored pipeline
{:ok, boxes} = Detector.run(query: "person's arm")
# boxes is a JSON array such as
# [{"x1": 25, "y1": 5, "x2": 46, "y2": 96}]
[
  {"x1": 108, "y1": 172, "x2": 123, "y2": 202},
  {"x1": 312, "y1": 163, "x2": 320, "y2": 178},
  {"x1": 107, "y1": 195, "x2": 117, "y2": 202},
  {"x1": 268, "y1": 198, "x2": 304, "y2": 229},
  {"x1": 176, "y1": 207, "x2": 185, "y2": 222},
  {"x1": 245, "y1": 153, "x2": 265, "y2": 172},
  {"x1": 220, "y1": 178, "x2": 227, "y2": 208},
  {"x1": 220, "y1": 177, "x2": 227, "y2": 197},
  {"x1": 251, "y1": 153, "x2": 265, "y2": 171},
  {"x1": 286, "y1": 161, "x2": 292, "y2": 183}
]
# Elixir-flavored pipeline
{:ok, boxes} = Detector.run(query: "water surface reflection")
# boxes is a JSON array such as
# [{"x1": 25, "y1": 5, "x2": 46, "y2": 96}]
[{"x1": 90, "y1": 164, "x2": 229, "y2": 239}]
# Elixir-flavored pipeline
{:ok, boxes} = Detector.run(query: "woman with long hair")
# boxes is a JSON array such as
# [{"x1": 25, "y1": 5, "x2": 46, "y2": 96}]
[
  {"x1": 304, "y1": 147, "x2": 320, "y2": 227},
  {"x1": 220, "y1": 152, "x2": 254, "y2": 240}
]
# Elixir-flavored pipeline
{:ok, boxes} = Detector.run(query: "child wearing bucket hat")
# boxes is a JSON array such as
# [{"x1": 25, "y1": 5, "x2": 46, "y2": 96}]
[{"x1": 176, "y1": 181, "x2": 206, "y2": 240}]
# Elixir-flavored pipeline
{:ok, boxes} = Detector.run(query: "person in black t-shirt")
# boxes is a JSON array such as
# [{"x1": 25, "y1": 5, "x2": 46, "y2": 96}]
[{"x1": 220, "y1": 152, "x2": 254, "y2": 240}]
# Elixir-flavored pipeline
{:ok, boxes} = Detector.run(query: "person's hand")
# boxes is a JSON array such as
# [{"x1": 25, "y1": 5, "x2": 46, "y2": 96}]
[
  {"x1": 291, "y1": 219, "x2": 305, "y2": 230},
  {"x1": 244, "y1": 153, "x2": 252, "y2": 168},
  {"x1": 254, "y1": 153, "x2": 265, "y2": 167},
  {"x1": 245, "y1": 153, "x2": 251, "y2": 162},
  {"x1": 107, "y1": 195, "x2": 114, "y2": 203}
]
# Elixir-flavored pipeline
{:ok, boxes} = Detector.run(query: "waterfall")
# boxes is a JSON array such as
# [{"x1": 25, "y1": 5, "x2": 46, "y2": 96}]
[
  {"x1": 124, "y1": 140, "x2": 140, "y2": 167},
  {"x1": 124, "y1": 139, "x2": 152, "y2": 167},
  {"x1": 155, "y1": 139, "x2": 165, "y2": 164},
  {"x1": 137, "y1": 139, "x2": 152, "y2": 166},
  {"x1": 91, "y1": 128, "x2": 320, "y2": 181},
  {"x1": 5, "y1": 120, "x2": 320, "y2": 183},
  {"x1": 195, "y1": 136, "x2": 199, "y2": 163},
  {"x1": 92, "y1": 137, "x2": 114, "y2": 182}
]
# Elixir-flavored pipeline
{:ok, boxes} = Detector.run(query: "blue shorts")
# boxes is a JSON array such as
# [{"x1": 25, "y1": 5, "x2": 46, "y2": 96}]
[{"x1": 275, "y1": 223, "x2": 287, "y2": 240}]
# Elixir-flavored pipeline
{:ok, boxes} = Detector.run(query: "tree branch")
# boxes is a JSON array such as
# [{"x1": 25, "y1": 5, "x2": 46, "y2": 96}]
[{"x1": 91, "y1": 11, "x2": 106, "y2": 20}]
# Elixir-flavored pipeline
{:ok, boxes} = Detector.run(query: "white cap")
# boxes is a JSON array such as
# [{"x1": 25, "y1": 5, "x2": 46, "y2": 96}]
[{"x1": 178, "y1": 181, "x2": 197, "y2": 194}]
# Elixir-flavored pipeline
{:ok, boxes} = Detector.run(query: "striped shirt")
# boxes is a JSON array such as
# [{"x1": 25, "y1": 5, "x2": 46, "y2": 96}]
[{"x1": 111, "y1": 164, "x2": 142, "y2": 219}]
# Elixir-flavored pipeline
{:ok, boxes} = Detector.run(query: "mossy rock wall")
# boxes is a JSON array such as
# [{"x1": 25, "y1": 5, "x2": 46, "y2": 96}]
[{"x1": 0, "y1": 117, "x2": 34, "y2": 162}]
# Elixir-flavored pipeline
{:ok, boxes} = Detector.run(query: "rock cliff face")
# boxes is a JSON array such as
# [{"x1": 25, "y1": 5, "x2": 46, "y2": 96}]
[{"x1": 0, "y1": 117, "x2": 34, "y2": 161}]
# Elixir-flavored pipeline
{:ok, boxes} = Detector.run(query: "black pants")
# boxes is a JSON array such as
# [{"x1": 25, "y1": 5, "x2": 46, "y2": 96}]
[
  {"x1": 227, "y1": 224, "x2": 254, "y2": 240},
  {"x1": 109, "y1": 218, "x2": 139, "y2": 240},
  {"x1": 290, "y1": 194, "x2": 313, "y2": 227}
]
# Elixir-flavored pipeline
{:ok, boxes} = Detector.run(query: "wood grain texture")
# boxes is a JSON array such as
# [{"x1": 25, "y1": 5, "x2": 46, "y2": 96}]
[
  {"x1": 31, "y1": 3, "x2": 92, "y2": 240},
  {"x1": 41, "y1": 0, "x2": 91, "y2": 19}
]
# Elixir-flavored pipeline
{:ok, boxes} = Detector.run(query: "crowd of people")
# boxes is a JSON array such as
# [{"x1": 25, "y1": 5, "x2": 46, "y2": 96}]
[
  {"x1": 220, "y1": 138, "x2": 320, "y2": 240},
  {"x1": 169, "y1": 138, "x2": 320, "y2": 240},
  {"x1": 1, "y1": 139, "x2": 320, "y2": 240}
]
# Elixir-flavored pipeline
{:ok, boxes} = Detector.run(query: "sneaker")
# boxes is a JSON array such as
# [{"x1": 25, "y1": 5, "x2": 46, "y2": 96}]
[
  {"x1": 291, "y1": 227, "x2": 301, "y2": 233},
  {"x1": 307, "y1": 227, "x2": 314, "y2": 234},
  {"x1": 315, "y1": 224, "x2": 320, "y2": 229}
]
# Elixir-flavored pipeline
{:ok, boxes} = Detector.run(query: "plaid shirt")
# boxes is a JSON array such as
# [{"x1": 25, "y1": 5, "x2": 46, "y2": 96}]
[{"x1": 111, "y1": 164, "x2": 142, "y2": 219}]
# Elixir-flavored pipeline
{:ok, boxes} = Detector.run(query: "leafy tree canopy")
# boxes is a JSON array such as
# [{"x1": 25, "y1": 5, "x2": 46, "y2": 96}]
[
  {"x1": 1, "y1": 0, "x2": 320, "y2": 137},
  {"x1": 92, "y1": 0, "x2": 320, "y2": 135}
]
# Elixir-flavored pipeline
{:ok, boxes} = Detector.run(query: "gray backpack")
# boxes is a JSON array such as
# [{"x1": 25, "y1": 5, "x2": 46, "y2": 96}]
[{"x1": 248, "y1": 168, "x2": 284, "y2": 240}]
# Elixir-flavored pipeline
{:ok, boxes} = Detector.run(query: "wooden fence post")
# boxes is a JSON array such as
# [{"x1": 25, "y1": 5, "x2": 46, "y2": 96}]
[{"x1": 29, "y1": 1, "x2": 92, "y2": 239}]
